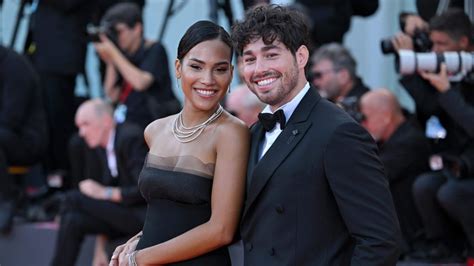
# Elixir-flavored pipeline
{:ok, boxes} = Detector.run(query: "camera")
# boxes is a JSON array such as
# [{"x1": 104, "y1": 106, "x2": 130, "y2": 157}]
[
  {"x1": 86, "y1": 22, "x2": 118, "y2": 44},
  {"x1": 396, "y1": 50, "x2": 474, "y2": 78},
  {"x1": 380, "y1": 13, "x2": 433, "y2": 54}
]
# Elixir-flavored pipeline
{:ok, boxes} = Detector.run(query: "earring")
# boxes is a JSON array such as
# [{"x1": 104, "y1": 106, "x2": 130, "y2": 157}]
[
  {"x1": 227, "y1": 86, "x2": 231, "y2": 94},
  {"x1": 176, "y1": 78, "x2": 181, "y2": 90}
]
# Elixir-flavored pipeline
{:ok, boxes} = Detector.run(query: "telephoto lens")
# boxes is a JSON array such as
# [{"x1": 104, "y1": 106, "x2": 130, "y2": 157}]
[{"x1": 397, "y1": 50, "x2": 474, "y2": 76}]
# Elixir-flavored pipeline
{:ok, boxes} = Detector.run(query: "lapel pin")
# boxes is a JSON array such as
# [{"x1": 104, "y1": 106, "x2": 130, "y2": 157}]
[{"x1": 287, "y1": 129, "x2": 299, "y2": 144}]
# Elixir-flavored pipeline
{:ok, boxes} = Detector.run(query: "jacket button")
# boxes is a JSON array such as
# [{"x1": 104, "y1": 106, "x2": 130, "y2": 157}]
[
  {"x1": 245, "y1": 243, "x2": 253, "y2": 251},
  {"x1": 275, "y1": 204, "x2": 284, "y2": 214},
  {"x1": 269, "y1": 247, "x2": 275, "y2": 256}
]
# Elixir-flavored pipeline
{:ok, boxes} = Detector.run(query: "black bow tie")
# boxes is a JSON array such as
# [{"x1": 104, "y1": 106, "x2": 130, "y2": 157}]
[{"x1": 258, "y1": 109, "x2": 286, "y2": 132}]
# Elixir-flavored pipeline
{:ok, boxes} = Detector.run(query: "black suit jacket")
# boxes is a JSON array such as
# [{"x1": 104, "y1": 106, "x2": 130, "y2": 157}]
[
  {"x1": 379, "y1": 119, "x2": 430, "y2": 243},
  {"x1": 84, "y1": 122, "x2": 147, "y2": 206},
  {"x1": 0, "y1": 46, "x2": 47, "y2": 162},
  {"x1": 241, "y1": 88, "x2": 401, "y2": 265}
]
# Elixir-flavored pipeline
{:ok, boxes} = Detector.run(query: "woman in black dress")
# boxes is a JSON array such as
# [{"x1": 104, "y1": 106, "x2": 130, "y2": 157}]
[{"x1": 110, "y1": 20, "x2": 249, "y2": 266}]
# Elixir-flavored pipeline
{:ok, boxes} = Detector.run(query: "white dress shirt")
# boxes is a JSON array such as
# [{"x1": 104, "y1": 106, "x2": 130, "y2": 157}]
[
  {"x1": 259, "y1": 82, "x2": 311, "y2": 159},
  {"x1": 106, "y1": 128, "x2": 118, "y2": 178}
]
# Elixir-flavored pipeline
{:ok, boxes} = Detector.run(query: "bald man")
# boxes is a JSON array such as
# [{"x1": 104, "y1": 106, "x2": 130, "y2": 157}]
[
  {"x1": 359, "y1": 89, "x2": 431, "y2": 254},
  {"x1": 51, "y1": 99, "x2": 147, "y2": 266}
]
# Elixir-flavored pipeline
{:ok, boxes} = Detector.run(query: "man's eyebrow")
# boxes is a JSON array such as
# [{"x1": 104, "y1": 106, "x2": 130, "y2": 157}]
[{"x1": 243, "y1": 44, "x2": 281, "y2": 55}]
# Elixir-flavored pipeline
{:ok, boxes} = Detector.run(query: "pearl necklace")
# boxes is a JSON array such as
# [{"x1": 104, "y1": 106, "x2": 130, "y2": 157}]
[{"x1": 172, "y1": 105, "x2": 224, "y2": 143}]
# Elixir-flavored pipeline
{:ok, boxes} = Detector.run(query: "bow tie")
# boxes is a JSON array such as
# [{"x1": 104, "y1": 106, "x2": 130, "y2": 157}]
[{"x1": 258, "y1": 109, "x2": 286, "y2": 132}]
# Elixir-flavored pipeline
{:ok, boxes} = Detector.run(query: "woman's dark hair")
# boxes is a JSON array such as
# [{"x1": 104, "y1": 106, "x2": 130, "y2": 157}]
[
  {"x1": 177, "y1": 20, "x2": 233, "y2": 61},
  {"x1": 231, "y1": 4, "x2": 310, "y2": 56}
]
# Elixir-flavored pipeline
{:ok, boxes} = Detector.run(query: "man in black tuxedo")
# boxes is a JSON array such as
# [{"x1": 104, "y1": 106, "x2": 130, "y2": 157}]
[
  {"x1": 51, "y1": 99, "x2": 147, "y2": 266},
  {"x1": 231, "y1": 5, "x2": 401, "y2": 265}
]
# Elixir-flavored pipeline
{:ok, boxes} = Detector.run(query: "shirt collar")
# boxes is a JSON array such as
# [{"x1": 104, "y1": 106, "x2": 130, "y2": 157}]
[
  {"x1": 106, "y1": 128, "x2": 116, "y2": 153},
  {"x1": 261, "y1": 82, "x2": 311, "y2": 122}
]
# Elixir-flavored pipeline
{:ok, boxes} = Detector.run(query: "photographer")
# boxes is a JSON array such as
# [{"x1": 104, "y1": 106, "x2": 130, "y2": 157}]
[
  {"x1": 396, "y1": 9, "x2": 474, "y2": 262},
  {"x1": 93, "y1": 2, "x2": 180, "y2": 129}
]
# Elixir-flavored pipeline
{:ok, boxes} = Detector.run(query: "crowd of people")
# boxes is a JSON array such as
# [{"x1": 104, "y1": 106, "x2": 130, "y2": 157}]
[{"x1": 0, "y1": 0, "x2": 473, "y2": 265}]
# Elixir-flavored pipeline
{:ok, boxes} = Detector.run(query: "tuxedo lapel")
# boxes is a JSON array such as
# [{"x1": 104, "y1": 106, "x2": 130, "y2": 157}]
[
  {"x1": 246, "y1": 124, "x2": 264, "y2": 194},
  {"x1": 243, "y1": 88, "x2": 321, "y2": 218}
]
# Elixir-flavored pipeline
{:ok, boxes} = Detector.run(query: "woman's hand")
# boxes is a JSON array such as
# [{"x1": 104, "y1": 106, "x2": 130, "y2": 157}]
[{"x1": 109, "y1": 238, "x2": 139, "y2": 266}]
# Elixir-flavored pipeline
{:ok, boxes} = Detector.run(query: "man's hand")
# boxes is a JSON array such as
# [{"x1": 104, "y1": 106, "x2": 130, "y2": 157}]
[
  {"x1": 419, "y1": 63, "x2": 451, "y2": 93},
  {"x1": 94, "y1": 34, "x2": 120, "y2": 64},
  {"x1": 79, "y1": 179, "x2": 107, "y2": 200},
  {"x1": 392, "y1": 32, "x2": 414, "y2": 51},
  {"x1": 403, "y1": 14, "x2": 428, "y2": 36}
]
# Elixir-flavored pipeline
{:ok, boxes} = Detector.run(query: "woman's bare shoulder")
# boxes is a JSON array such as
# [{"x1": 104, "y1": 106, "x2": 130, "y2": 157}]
[
  {"x1": 144, "y1": 115, "x2": 177, "y2": 145},
  {"x1": 217, "y1": 112, "x2": 250, "y2": 141}
]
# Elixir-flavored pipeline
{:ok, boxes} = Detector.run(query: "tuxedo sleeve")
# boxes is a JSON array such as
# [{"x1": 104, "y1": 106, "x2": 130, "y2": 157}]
[{"x1": 324, "y1": 122, "x2": 401, "y2": 265}]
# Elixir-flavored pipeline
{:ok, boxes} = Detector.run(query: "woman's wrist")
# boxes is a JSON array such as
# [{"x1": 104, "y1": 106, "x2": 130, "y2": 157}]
[{"x1": 128, "y1": 250, "x2": 138, "y2": 266}]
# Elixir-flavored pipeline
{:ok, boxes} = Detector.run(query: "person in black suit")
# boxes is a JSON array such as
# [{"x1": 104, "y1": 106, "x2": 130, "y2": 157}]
[
  {"x1": 231, "y1": 5, "x2": 401, "y2": 265},
  {"x1": 50, "y1": 99, "x2": 147, "y2": 266},
  {"x1": 29, "y1": 0, "x2": 96, "y2": 178},
  {"x1": 0, "y1": 45, "x2": 48, "y2": 234},
  {"x1": 359, "y1": 89, "x2": 431, "y2": 254}
]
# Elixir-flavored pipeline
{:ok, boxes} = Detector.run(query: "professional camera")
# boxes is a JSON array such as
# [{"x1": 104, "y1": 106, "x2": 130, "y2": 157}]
[
  {"x1": 337, "y1": 96, "x2": 365, "y2": 123},
  {"x1": 396, "y1": 50, "x2": 474, "y2": 80},
  {"x1": 86, "y1": 21, "x2": 118, "y2": 44},
  {"x1": 380, "y1": 13, "x2": 432, "y2": 54}
]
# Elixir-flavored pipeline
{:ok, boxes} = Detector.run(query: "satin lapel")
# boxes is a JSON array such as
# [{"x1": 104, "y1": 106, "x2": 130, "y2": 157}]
[
  {"x1": 246, "y1": 123, "x2": 264, "y2": 194},
  {"x1": 243, "y1": 88, "x2": 321, "y2": 218}
]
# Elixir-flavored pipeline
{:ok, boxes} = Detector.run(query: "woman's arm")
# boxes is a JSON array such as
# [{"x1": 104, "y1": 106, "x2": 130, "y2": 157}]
[{"x1": 135, "y1": 120, "x2": 250, "y2": 265}]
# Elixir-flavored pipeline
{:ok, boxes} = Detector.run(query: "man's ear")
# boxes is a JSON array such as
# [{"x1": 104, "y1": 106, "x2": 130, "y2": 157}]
[
  {"x1": 296, "y1": 45, "x2": 309, "y2": 69},
  {"x1": 459, "y1": 35, "x2": 469, "y2": 50}
]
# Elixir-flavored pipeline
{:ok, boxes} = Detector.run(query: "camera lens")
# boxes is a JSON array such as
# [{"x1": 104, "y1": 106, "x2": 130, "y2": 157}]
[
  {"x1": 397, "y1": 50, "x2": 474, "y2": 76},
  {"x1": 380, "y1": 38, "x2": 396, "y2": 54}
]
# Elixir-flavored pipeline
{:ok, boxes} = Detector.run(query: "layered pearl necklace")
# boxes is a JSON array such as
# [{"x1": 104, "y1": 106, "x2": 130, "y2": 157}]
[{"x1": 172, "y1": 105, "x2": 224, "y2": 143}]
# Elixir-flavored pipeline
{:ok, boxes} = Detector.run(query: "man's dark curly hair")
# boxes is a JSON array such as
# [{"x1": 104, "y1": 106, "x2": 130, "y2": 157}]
[{"x1": 231, "y1": 4, "x2": 310, "y2": 56}]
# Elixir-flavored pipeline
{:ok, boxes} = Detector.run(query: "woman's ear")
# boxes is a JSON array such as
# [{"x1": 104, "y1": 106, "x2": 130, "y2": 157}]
[{"x1": 175, "y1": 59, "x2": 182, "y2": 79}]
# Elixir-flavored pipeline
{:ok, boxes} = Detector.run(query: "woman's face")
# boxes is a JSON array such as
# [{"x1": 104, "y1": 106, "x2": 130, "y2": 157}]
[{"x1": 176, "y1": 39, "x2": 233, "y2": 112}]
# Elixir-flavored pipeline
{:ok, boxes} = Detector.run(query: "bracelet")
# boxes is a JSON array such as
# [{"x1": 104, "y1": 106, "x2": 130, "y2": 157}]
[
  {"x1": 104, "y1": 187, "x2": 113, "y2": 200},
  {"x1": 128, "y1": 250, "x2": 138, "y2": 266}
]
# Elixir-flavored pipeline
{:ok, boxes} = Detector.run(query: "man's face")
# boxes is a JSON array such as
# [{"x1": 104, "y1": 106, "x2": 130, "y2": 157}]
[
  {"x1": 240, "y1": 38, "x2": 301, "y2": 109},
  {"x1": 430, "y1": 30, "x2": 465, "y2": 53},
  {"x1": 359, "y1": 102, "x2": 387, "y2": 142},
  {"x1": 75, "y1": 108, "x2": 107, "y2": 148},
  {"x1": 114, "y1": 22, "x2": 141, "y2": 53},
  {"x1": 311, "y1": 59, "x2": 342, "y2": 101}
]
